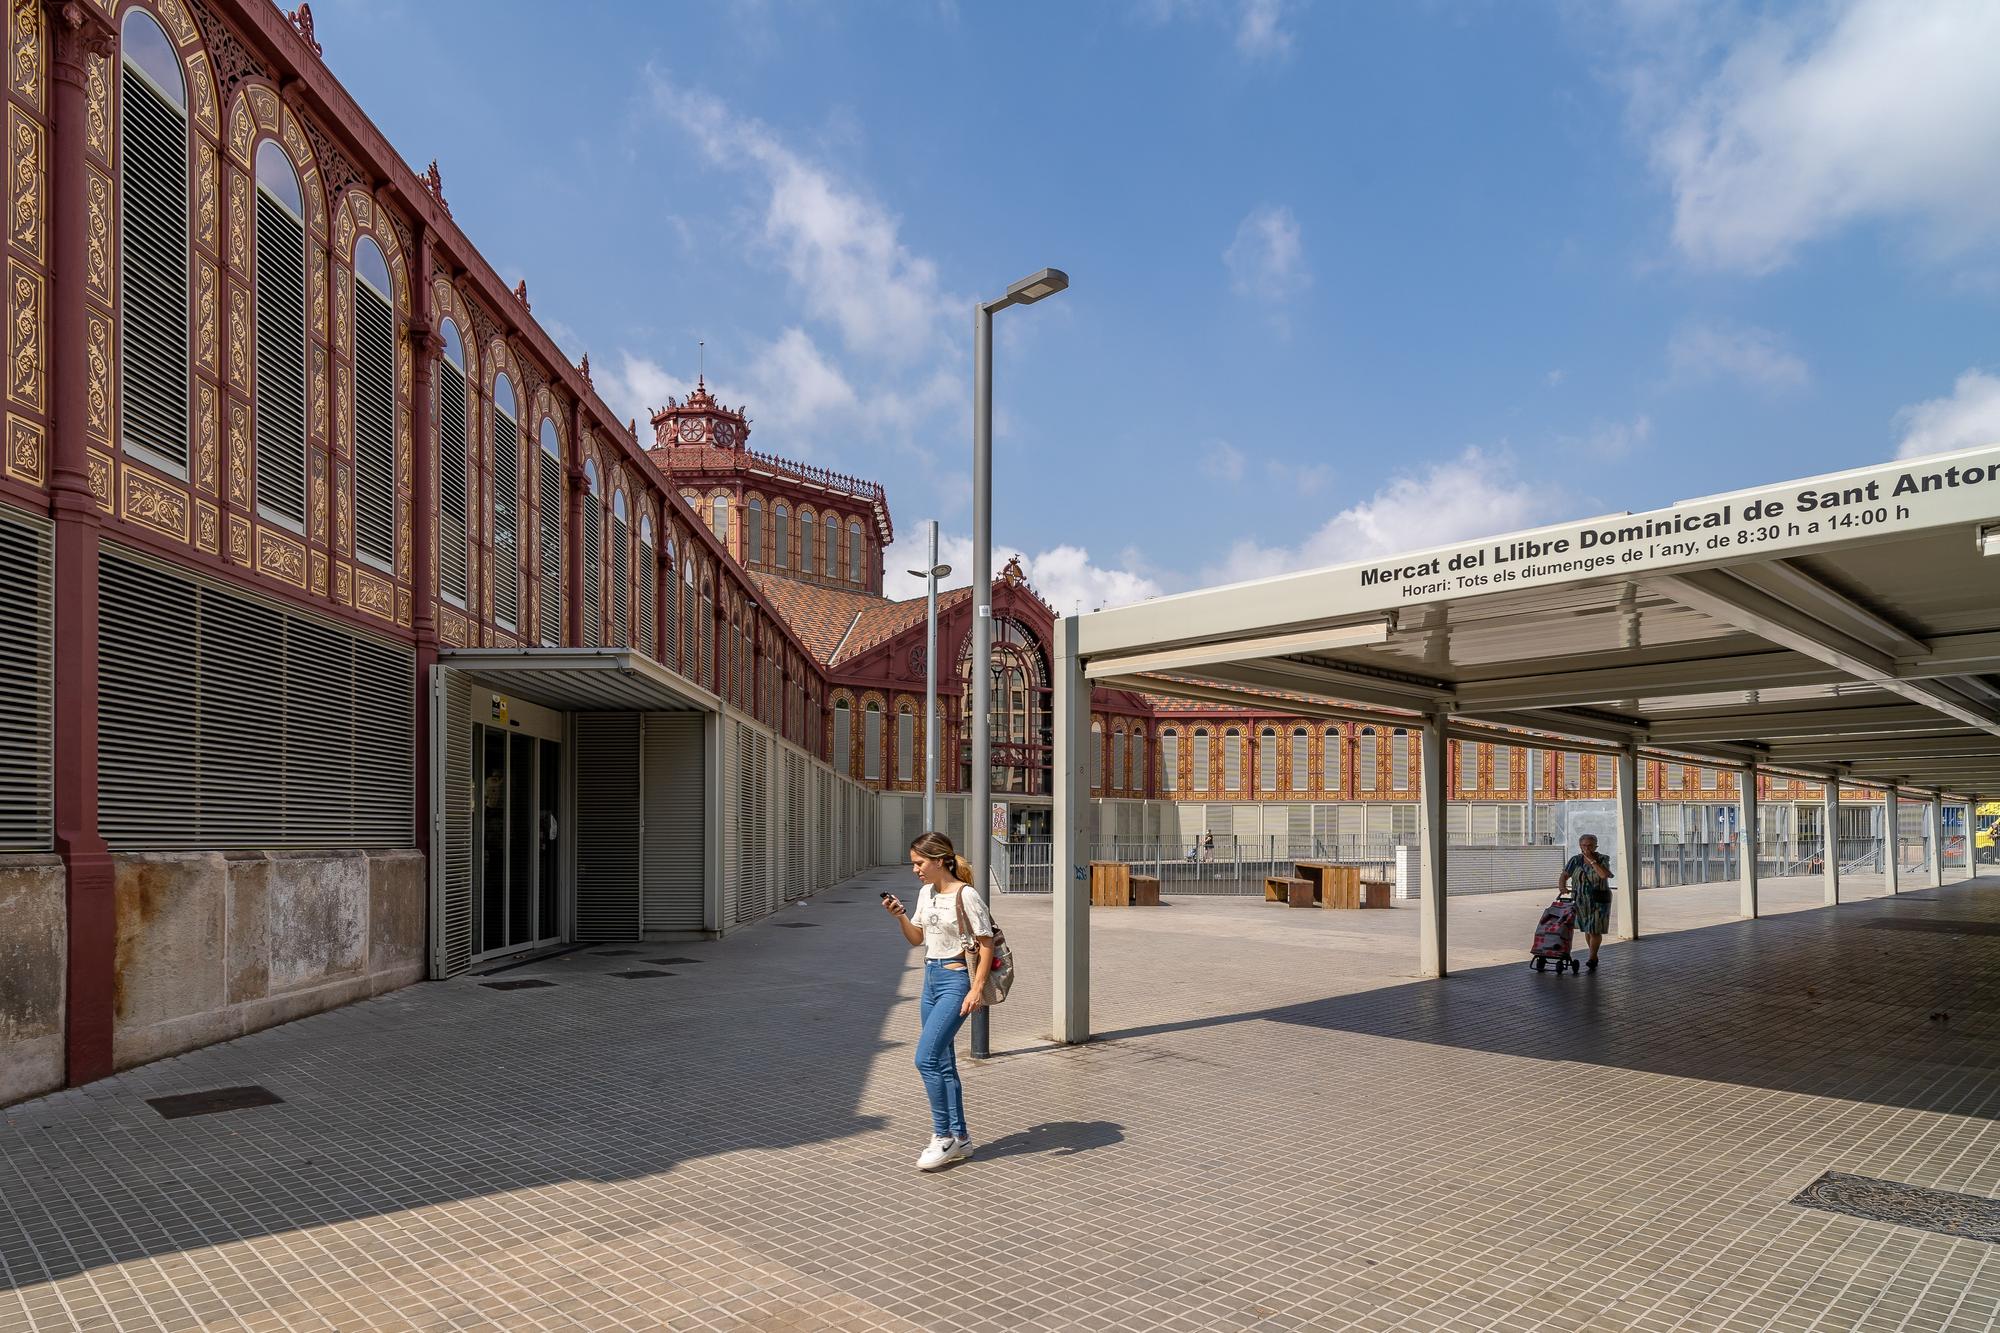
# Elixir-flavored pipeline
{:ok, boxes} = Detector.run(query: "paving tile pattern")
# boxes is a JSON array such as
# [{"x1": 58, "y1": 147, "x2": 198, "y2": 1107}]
[{"x1": 1, "y1": 872, "x2": 1995, "y2": 1332}]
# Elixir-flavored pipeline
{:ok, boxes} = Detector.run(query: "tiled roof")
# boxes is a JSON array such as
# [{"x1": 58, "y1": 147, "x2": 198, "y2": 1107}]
[
  {"x1": 837, "y1": 587, "x2": 972, "y2": 665},
  {"x1": 748, "y1": 574, "x2": 885, "y2": 665}
]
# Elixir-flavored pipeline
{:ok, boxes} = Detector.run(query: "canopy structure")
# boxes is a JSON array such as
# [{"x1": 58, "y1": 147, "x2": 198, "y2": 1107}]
[{"x1": 1047, "y1": 445, "x2": 2000, "y2": 1042}]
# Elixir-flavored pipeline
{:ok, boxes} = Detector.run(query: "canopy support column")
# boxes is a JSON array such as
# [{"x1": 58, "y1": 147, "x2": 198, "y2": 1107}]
[
  {"x1": 1418, "y1": 708, "x2": 1449, "y2": 978},
  {"x1": 1614, "y1": 743, "x2": 1640, "y2": 940},
  {"x1": 1738, "y1": 767, "x2": 1759, "y2": 918},
  {"x1": 1051, "y1": 616, "x2": 1091, "y2": 1044},
  {"x1": 1822, "y1": 781, "x2": 1842, "y2": 906},
  {"x1": 1929, "y1": 793, "x2": 1945, "y2": 889},
  {"x1": 1966, "y1": 797, "x2": 1980, "y2": 881},
  {"x1": 1885, "y1": 787, "x2": 1900, "y2": 895}
]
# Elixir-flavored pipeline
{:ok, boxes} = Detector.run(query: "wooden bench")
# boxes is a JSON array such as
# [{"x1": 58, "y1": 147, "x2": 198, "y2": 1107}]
[
  {"x1": 1090, "y1": 861, "x2": 1130, "y2": 907},
  {"x1": 1359, "y1": 879, "x2": 1393, "y2": 909},
  {"x1": 1297, "y1": 861, "x2": 1362, "y2": 909},
  {"x1": 1131, "y1": 874, "x2": 1161, "y2": 907},
  {"x1": 1265, "y1": 875, "x2": 1314, "y2": 907}
]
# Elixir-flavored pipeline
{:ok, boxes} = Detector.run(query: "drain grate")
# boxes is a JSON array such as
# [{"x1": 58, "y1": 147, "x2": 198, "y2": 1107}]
[
  {"x1": 1793, "y1": 1172, "x2": 2000, "y2": 1243},
  {"x1": 1865, "y1": 918, "x2": 2000, "y2": 937},
  {"x1": 776, "y1": 922, "x2": 820, "y2": 929},
  {"x1": 609, "y1": 970, "x2": 676, "y2": 980},
  {"x1": 147, "y1": 1086, "x2": 286, "y2": 1120},
  {"x1": 480, "y1": 978, "x2": 556, "y2": 991}
]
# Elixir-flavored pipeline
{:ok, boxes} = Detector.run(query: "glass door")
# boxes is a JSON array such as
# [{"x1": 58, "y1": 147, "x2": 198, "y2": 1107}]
[{"x1": 476, "y1": 725, "x2": 563, "y2": 960}]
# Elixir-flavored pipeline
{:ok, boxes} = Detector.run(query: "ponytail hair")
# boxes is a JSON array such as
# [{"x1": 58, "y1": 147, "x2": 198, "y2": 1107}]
[{"x1": 910, "y1": 830, "x2": 974, "y2": 886}]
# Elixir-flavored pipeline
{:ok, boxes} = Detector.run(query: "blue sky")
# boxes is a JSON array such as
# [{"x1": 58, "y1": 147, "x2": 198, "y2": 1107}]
[{"x1": 316, "y1": 0, "x2": 2000, "y2": 611}]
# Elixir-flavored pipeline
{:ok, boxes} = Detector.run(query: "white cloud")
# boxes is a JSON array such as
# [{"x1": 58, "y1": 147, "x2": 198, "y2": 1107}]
[
  {"x1": 1570, "y1": 415, "x2": 1653, "y2": 461},
  {"x1": 1201, "y1": 447, "x2": 1561, "y2": 584},
  {"x1": 1202, "y1": 441, "x2": 1247, "y2": 484},
  {"x1": 598, "y1": 330, "x2": 859, "y2": 451},
  {"x1": 881, "y1": 531, "x2": 1163, "y2": 615},
  {"x1": 1235, "y1": 0, "x2": 1294, "y2": 60},
  {"x1": 1225, "y1": 205, "x2": 1311, "y2": 304},
  {"x1": 648, "y1": 68, "x2": 956, "y2": 365},
  {"x1": 1894, "y1": 369, "x2": 2000, "y2": 459},
  {"x1": 1265, "y1": 457, "x2": 1331, "y2": 496},
  {"x1": 1667, "y1": 322, "x2": 1809, "y2": 390},
  {"x1": 1546, "y1": 368, "x2": 1567, "y2": 387},
  {"x1": 1639, "y1": 0, "x2": 2000, "y2": 272}
]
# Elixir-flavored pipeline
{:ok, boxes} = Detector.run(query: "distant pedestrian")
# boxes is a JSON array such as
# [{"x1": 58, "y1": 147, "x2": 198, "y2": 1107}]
[
  {"x1": 1559, "y1": 834, "x2": 1613, "y2": 971},
  {"x1": 881, "y1": 830, "x2": 994, "y2": 1171},
  {"x1": 1202, "y1": 832, "x2": 1215, "y2": 861}
]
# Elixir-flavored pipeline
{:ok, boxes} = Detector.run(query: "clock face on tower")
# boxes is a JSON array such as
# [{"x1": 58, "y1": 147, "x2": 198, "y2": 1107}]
[{"x1": 678, "y1": 418, "x2": 706, "y2": 444}]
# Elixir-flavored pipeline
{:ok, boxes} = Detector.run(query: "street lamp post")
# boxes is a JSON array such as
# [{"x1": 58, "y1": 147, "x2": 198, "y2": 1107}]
[
  {"x1": 970, "y1": 267, "x2": 1068, "y2": 1060},
  {"x1": 905, "y1": 520, "x2": 951, "y2": 830}
]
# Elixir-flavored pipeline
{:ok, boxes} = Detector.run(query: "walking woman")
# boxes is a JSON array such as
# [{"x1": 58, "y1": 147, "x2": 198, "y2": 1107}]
[
  {"x1": 881, "y1": 831, "x2": 995, "y2": 1171},
  {"x1": 1558, "y1": 833, "x2": 1614, "y2": 972}
]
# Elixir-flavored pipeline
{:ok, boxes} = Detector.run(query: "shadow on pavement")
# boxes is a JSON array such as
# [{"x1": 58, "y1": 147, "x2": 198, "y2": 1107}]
[{"x1": 977, "y1": 1119, "x2": 1125, "y2": 1160}]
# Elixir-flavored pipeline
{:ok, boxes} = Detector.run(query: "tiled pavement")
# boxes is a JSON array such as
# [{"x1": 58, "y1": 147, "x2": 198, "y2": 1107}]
[{"x1": 2, "y1": 872, "x2": 1996, "y2": 1333}]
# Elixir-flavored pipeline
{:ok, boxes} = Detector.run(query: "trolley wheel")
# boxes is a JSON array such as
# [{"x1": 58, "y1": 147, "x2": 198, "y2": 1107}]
[{"x1": 1533, "y1": 957, "x2": 1546, "y2": 972}]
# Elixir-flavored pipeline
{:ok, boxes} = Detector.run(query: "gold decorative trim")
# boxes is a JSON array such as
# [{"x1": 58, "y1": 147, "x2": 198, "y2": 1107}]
[
  {"x1": 4, "y1": 412, "x2": 41, "y2": 483},
  {"x1": 308, "y1": 242, "x2": 325, "y2": 337},
  {"x1": 310, "y1": 345, "x2": 326, "y2": 440},
  {"x1": 246, "y1": 84, "x2": 278, "y2": 133},
  {"x1": 333, "y1": 559, "x2": 351, "y2": 605},
  {"x1": 194, "y1": 379, "x2": 216, "y2": 492},
  {"x1": 155, "y1": 0, "x2": 197, "y2": 47},
  {"x1": 194, "y1": 499, "x2": 218, "y2": 553},
  {"x1": 83, "y1": 311, "x2": 108, "y2": 442},
  {"x1": 302, "y1": 170, "x2": 322, "y2": 238},
  {"x1": 9, "y1": 104, "x2": 41, "y2": 263},
  {"x1": 185, "y1": 52, "x2": 217, "y2": 138},
  {"x1": 227, "y1": 98, "x2": 252, "y2": 167},
  {"x1": 227, "y1": 400, "x2": 246, "y2": 504},
  {"x1": 194, "y1": 140, "x2": 216, "y2": 252},
  {"x1": 309, "y1": 447, "x2": 325, "y2": 540},
  {"x1": 86, "y1": 447, "x2": 111, "y2": 510},
  {"x1": 121, "y1": 470, "x2": 189, "y2": 541},
  {"x1": 438, "y1": 605, "x2": 468, "y2": 647},
  {"x1": 82, "y1": 55, "x2": 105, "y2": 161},
  {"x1": 333, "y1": 197, "x2": 353, "y2": 254},
  {"x1": 9, "y1": 0, "x2": 42, "y2": 114},
  {"x1": 309, "y1": 549, "x2": 326, "y2": 595},
  {"x1": 7, "y1": 258, "x2": 40, "y2": 409},
  {"x1": 227, "y1": 513, "x2": 250, "y2": 565},
  {"x1": 333, "y1": 458, "x2": 349, "y2": 552},
  {"x1": 254, "y1": 525, "x2": 306, "y2": 586},
  {"x1": 226, "y1": 282, "x2": 245, "y2": 388},
  {"x1": 194, "y1": 258, "x2": 217, "y2": 372},
  {"x1": 355, "y1": 567, "x2": 393, "y2": 621},
  {"x1": 83, "y1": 164, "x2": 109, "y2": 300},
  {"x1": 396, "y1": 587, "x2": 411, "y2": 626},
  {"x1": 227, "y1": 169, "x2": 246, "y2": 269}
]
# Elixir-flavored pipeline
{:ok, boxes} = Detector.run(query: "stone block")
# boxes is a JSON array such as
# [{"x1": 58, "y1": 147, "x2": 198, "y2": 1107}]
[
  {"x1": 113, "y1": 852, "x2": 226, "y2": 1034},
  {"x1": 224, "y1": 852, "x2": 270, "y2": 1005},
  {"x1": 369, "y1": 851, "x2": 427, "y2": 974},
  {"x1": 238, "y1": 973, "x2": 374, "y2": 1036},
  {"x1": 116, "y1": 1008, "x2": 244, "y2": 1071},
  {"x1": 267, "y1": 853, "x2": 368, "y2": 993},
  {"x1": 0, "y1": 855, "x2": 67, "y2": 1105}
]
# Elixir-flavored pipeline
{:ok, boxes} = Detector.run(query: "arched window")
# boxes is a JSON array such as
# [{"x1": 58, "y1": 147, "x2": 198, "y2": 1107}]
[
  {"x1": 637, "y1": 514, "x2": 656, "y2": 656},
  {"x1": 253, "y1": 140, "x2": 307, "y2": 527},
  {"x1": 1192, "y1": 728, "x2": 1210, "y2": 791},
  {"x1": 833, "y1": 699, "x2": 851, "y2": 773},
  {"x1": 699, "y1": 571, "x2": 714, "y2": 687},
  {"x1": 1259, "y1": 727, "x2": 1277, "y2": 792},
  {"x1": 437, "y1": 319, "x2": 470, "y2": 607},
  {"x1": 850, "y1": 520, "x2": 865, "y2": 584},
  {"x1": 491, "y1": 373, "x2": 521, "y2": 631},
  {"x1": 662, "y1": 537, "x2": 678, "y2": 668},
  {"x1": 611, "y1": 491, "x2": 630, "y2": 646},
  {"x1": 826, "y1": 512, "x2": 841, "y2": 579},
  {"x1": 1358, "y1": 728, "x2": 1378, "y2": 791},
  {"x1": 537, "y1": 419, "x2": 563, "y2": 645},
  {"x1": 863, "y1": 703, "x2": 883, "y2": 780},
  {"x1": 1224, "y1": 728, "x2": 1243, "y2": 792},
  {"x1": 1112, "y1": 727, "x2": 1126, "y2": 793},
  {"x1": 1323, "y1": 728, "x2": 1342, "y2": 791},
  {"x1": 352, "y1": 237, "x2": 396, "y2": 569},
  {"x1": 580, "y1": 460, "x2": 601, "y2": 646},
  {"x1": 1161, "y1": 729, "x2": 1180, "y2": 793},
  {"x1": 897, "y1": 706, "x2": 914, "y2": 782},
  {"x1": 1291, "y1": 727, "x2": 1309, "y2": 791},
  {"x1": 1391, "y1": 729, "x2": 1410, "y2": 789},
  {"x1": 711, "y1": 493, "x2": 729, "y2": 545},
  {"x1": 681, "y1": 556, "x2": 696, "y2": 673},
  {"x1": 799, "y1": 507, "x2": 816, "y2": 574},
  {"x1": 774, "y1": 501, "x2": 791, "y2": 568},
  {"x1": 118, "y1": 9, "x2": 188, "y2": 471},
  {"x1": 746, "y1": 497, "x2": 763, "y2": 564},
  {"x1": 1091, "y1": 721, "x2": 1103, "y2": 792}
]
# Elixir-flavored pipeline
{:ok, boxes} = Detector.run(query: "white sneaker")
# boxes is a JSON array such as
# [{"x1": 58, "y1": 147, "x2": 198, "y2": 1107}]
[
  {"x1": 945, "y1": 1137, "x2": 973, "y2": 1164},
  {"x1": 916, "y1": 1135, "x2": 956, "y2": 1171}
]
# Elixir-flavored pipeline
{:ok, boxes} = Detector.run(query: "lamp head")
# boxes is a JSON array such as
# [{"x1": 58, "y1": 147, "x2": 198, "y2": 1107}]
[{"x1": 1005, "y1": 267, "x2": 1069, "y2": 305}]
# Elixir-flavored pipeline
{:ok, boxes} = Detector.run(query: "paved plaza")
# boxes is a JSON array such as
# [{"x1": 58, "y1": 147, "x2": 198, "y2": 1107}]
[{"x1": 2, "y1": 871, "x2": 1996, "y2": 1333}]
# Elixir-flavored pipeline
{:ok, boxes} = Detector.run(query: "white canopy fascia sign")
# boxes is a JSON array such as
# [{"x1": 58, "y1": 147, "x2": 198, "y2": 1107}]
[{"x1": 1076, "y1": 444, "x2": 2000, "y2": 659}]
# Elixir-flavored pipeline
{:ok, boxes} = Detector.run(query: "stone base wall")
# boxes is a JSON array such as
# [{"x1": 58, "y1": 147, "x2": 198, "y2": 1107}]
[
  {"x1": 0, "y1": 855, "x2": 68, "y2": 1105},
  {"x1": 111, "y1": 849, "x2": 425, "y2": 1076}
]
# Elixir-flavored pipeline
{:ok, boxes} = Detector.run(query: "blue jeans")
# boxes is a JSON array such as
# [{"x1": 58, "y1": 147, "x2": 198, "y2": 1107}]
[{"x1": 916, "y1": 959, "x2": 972, "y2": 1139}]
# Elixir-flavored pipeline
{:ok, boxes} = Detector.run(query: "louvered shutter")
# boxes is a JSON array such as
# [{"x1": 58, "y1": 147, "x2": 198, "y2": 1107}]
[
  {"x1": 637, "y1": 540, "x2": 656, "y2": 656},
  {"x1": 574, "y1": 713, "x2": 640, "y2": 940},
  {"x1": 0, "y1": 508, "x2": 52, "y2": 849},
  {"x1": 1324, "y1": 729, "x2": 1343, "y2": 791},
  {"x1": 437, "y1": 359, "x2": 469, "y2": 604},
  {"x1": 98, "y1": 544, "x2": 413, "y2": 848},
  {"x1": 537, "y1": 449, "x2": 563, "y2": 644},
  {"x1": 581, "y1": 501, "x2": 601, "y2": 646},
  {"x1": 641, "y1": 712, "x2": 705, "y2": 931},
  {"x1": 353, "y1": 279, "x2": 396, "y2": 567},
  {"x1": 1291, "y1": 729, "x2": 1308, "y2": 792},
  {"x1": 1257, "y1": 730, "x2": 1275, "y2": 792},
  {"x1": 1358, "y1": 731, "x2": 1377, "y2": 790},
  {"x1": 434, "y1": 666, "x2": 474, "y2": 976},
  {"x1": 1161, "y1": 731, "x2": 1178, "y2": 792},
  {"x1": 119, "y1": 62, "x2": 189, "y2": 470},
  {"x1": 611, "y1": 513, "x2": 629, "y2": 645},
  {"x1": 492, "y1": 408, "x2": 520, "y2": 629},
  {"x1": 253, "y1": 190, "x2": 307, "y2": 524}
]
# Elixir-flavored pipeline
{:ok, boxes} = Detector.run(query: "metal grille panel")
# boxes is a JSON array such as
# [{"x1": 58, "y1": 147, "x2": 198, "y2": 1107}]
[
  {"x1": 253, "y1": 192, "x2": 306, "y2": 523},
  {"x1": 637, "y1": 541, "x2": 655, "y2": 657},
  {"x1": 0, "y1": 509, "x2": 53, "y2": 849},
  {"x1": 492, "y1": 409, "x2": 519, "y2": 629},
  {"x1": 537, "y1": 450, "x2": 562, "y2": 644},
  {"x1": 573, "y1": 713, "x2": 640, "y2": 940},
  {"x1": 437, "y1": 359, "x2": 469, "y2": 604},
  {"x1": 581, "y1": 502, "x2": 601, "y2": 646},
  {"x1": 119, "y1": 65, "x2": 189, "y2": 469},
  {"x1": 641, "y1": 712, "x2": 705, "y2": 931},
  {"x1": 437, "y1": 667, "x2": 473, "y2": 975},
  {"x1": 353, "y1": 280, "x2": 396, "y2": 566},
  {"x1": 98, "y1": 545, "x2": 414, "y2": 848},
  {"x1": 611, "y1": 515, "x2": 629, "y2": 647}
]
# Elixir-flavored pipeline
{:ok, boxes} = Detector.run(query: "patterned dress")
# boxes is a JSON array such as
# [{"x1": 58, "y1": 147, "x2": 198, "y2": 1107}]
[{"x1": 1565, "y1": 853, "x2": 1613, "y2": 935}]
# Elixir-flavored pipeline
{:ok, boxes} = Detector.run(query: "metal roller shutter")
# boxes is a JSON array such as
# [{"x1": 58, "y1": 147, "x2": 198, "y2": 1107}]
[
  {"x1": 434, "y1": 667, "x2": 474, "y2": 976},
  {"x1": 118, "y1": 61, "x2": 189, "y2": 470},
  {"x1": 0, "y1": 508, "x2": 53, "y2": 850},
  {"x1": 641, "y1": 712, "x2": 705, "y2": 931},
  {"x1": 720, "y1": 720, "x2": 739, "y2": 924},
  {"x1": 98, "y1": 544, "x2": 413, "y2": 848},
  {"x1": 731, "y1": 726, "x2": 771, "y2": 924},
  {"x1": 574, "y1": 713, "x2": 640, "y2": 940}
]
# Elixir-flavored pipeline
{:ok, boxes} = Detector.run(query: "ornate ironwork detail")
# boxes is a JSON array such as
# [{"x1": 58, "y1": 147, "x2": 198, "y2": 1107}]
[
  {"x1": 309, "y1": 548, "x2": 325, "y2": 595},
  {"x1": 226, "y1": 399, "x2": 245, "y2": 502},
  {"x1": 154, "y1": 0, "x2": 197, "y2": 46},
  {"x1": 189, "y1": 0, "x2": 263, "y2": 99},
  {"x1": 194, "y1": 379, "x2": 216, "y2": 490},
  {"x1": 81, "y1": 50, "x2": 104, "y2": 158},
  {"x1": 86, "y1": 446, "x2": 110, "y2": 508},
  {"x1": 194, "y1": 257, "x2": 216, "y2": 371},
  {"x1": 193, "y1": 499, "x2": 218, "y2": 552},
  {"x1": 8, "y1": 104, "x2": 39, "y2": 262},
  {"x1": 4, "y1": 413, "x2": 41, "y2": 484},
  {"x1": 10, "y1": 0, "x2": 42, "y2": 113},
  {"x1": 82, "y1": 161, "x2": 108, "y2": 300},
  {"x1": 83, "y1": 309, "x2": 108, "y2": 439},
  {"x1": 360, "y1": 567, "x2": 400, "y2": 620},
  {"x1": 226, "y1": 281, "x2": 245, "y2": 387},
  {"x1": 284, "y1": 3, "x2": 319, "y2": 57},
  {"x1": 121, "y1": 469, "x2": 189, "y2": 541},
  {"x1": 7, "y1": 259, "x2": 40, "y2": 409},
  {"x1": 226, "y1": 511, "x2": 248, "y2": 564},
  {"x1": 226, "y1": 167, "x2": 245, "y2": 267},
  {"x1": 420, "y1": 157, "x2": 447, "y2": 214},
  {"x1": 194, "y1": 138, "x2": 216, "y2": 250},
  {"x1": 255, "y1": 525, "x2": 306, "y2": 586},
  {"x1": 184, "y1": 50, "x2": 217, "y2": 135}
]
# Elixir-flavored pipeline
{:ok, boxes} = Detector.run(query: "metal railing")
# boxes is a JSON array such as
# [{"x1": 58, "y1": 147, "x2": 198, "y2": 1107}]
[{"x1": 995, "y1": 836, "x2": 1406, "y2": 896}]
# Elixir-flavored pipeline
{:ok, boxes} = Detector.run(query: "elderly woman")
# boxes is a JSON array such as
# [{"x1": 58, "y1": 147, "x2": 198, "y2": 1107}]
[{"x1": 1558, "y1": 834, "x2": 1614, "y2": 972}]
